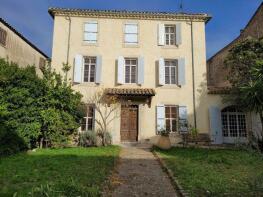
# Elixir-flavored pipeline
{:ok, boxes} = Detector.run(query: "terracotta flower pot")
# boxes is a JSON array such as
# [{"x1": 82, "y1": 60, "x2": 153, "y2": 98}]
[{"x1": 157, "y1": 135, "x2": 171, "y2": 150}]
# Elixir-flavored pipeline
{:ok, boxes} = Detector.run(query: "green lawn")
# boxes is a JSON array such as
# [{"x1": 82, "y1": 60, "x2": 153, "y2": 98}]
[
  {"x1": 155, "y1": 147, "x2": 263, "y2": 196},
  {"x1": 0, "y1": 146, "x2": 120, "y2": 196}
]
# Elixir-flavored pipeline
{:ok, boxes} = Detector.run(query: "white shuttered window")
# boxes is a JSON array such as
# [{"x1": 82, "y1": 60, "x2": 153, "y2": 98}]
[
  {"x1": 84, "y1": 21, "x2": 98, "y2": 43},
  {"x1": 124, "y1": 23, "x2": 138, "y2": 44}
]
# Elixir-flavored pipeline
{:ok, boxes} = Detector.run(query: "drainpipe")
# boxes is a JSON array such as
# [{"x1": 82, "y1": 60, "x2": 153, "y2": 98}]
[
  {"x1": 190, "y1": 20, "x2": 197, "y2": 128},
  {"x1": 65, "y1": 16, "x2": 71, "y2": 64}
]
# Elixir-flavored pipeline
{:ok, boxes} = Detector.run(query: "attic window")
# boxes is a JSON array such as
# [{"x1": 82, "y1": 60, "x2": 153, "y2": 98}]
[{"x1": 0, "y1": 27, "x2": 7, "y2": 47}]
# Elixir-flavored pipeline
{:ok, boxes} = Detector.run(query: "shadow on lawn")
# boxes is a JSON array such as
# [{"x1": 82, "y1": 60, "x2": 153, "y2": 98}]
[{"x1": 0, "y1": 147, "x2": 119, "y2": 197}]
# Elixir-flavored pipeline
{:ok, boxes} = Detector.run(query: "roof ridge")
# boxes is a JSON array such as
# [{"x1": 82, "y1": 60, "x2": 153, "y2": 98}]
[{"x1": 48, "y1": 7, "x2": 208, "y2": 15}]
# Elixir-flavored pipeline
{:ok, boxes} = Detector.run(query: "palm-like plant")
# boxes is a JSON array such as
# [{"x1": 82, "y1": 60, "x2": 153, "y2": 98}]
[{"x1": 224, "y1": 38, "x2": 263, "y2": 150}]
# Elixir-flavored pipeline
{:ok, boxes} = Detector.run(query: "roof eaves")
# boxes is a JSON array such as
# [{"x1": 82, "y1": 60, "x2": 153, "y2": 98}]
[{"x1": 48, "y1": 7, "x2": 211, "y2": 23}]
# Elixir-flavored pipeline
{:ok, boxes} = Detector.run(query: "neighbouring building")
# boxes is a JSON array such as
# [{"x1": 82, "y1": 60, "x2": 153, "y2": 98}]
[
  {"x1": 206, "y1": 3, "x2": 263, "y2": 144},
  {"x1": 49, "y1": 7, "x2": 245, "y2": 145},
  {"x1": 0, "y1": 18, "x2": 49, "y2": 74},
  {"x1": 207, "y1": 2, "x2": 263, "y2": 88}
]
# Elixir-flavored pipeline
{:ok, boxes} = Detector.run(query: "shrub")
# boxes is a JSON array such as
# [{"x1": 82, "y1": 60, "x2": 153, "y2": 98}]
[
  {"x1": 0, "y1": 124, "x2": 27, "y2": 156},
  {"x1": 0, "y1": 58, "x2": 83, "y2": 151},
  {"x1": 97, "y1": 130, "x2": 112, "y2": 146},
  {"x1": 79, "y1": 130, "x2": 97, "y2": 147}
]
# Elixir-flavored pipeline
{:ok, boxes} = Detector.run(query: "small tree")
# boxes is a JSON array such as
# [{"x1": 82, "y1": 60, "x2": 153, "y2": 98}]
[
  {"x1": 0, "y1": 58, "x2": 83, "y2": 150},
  {"x1": 86, "y1": 90, "x2": 123, "y2": 146},
  {"x1": 224, "y1": 37, "x2": 263, "y2": 149}
]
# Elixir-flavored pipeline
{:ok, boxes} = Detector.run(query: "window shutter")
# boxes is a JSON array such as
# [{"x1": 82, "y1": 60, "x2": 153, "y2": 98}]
[
  {"x1": 117, "y1": 56, "x2": 125, "y2": 84},
  {"x1": 74, "y1": 54, "x2": 83, "y2": 83},
  {"x1": 158, "y1": 58, "x2": 165, "y2": 85},
  {"x1": 156, "y1": 105, "x2": 165, "y2": 134},
  {"x1": 176, "y1": 23, "x2": 182, "y2": 45},
  {"x1": 95, "y1": 55, "x2": 102, "y2": 84},
  {"x1": 179, "y1": 106, "x2": 188, "y2": 133},
  {"x1": 178, "y1": 58, "x2": 185, "y2": 86},
  {"x1": 158, "y1": 23, "x2": 165, "y2": 46},
  {"x1": 137, "y1": 56, "x2": 144, "y2": 85},
  {"x1": 209, "y1": 106, "x2": 223, "y2": 144}
]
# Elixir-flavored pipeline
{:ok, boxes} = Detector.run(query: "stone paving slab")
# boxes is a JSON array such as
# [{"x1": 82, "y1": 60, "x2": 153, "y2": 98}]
[{"x1": 110, "y1": 146, "x2": 177, "y2": 197}]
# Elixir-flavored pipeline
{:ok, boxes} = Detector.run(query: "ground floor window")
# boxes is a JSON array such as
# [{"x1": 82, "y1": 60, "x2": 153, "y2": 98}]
[
  {"x1": 81, "y1": 105, "x2": 94, "y2": 131},
  {"x1": 221, "y1": 106, "x2": 247, "y2": 138},
  {"x1": 165, "y1": 105, "x2": 178, "y2": 132}
]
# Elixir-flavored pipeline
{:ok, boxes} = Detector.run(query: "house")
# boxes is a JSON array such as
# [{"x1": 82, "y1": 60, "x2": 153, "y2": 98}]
[
  {"x1": 49, "y1": 7, "x2": 216, "y2": 145},
  {"x1": 207, "y1": 2, "x2": 263, "y2": 88},
  {"x1": 207, "y1": 3, "x2": 263, "y2": 144},
  {"x1": 0, "y1": 18, "x2": 49, "y2": 74}
]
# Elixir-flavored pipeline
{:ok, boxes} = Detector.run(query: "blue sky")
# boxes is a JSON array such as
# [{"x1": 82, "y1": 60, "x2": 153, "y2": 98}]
[{"x1": 0, "y1": 0, "x2": 262, "y2": 59}]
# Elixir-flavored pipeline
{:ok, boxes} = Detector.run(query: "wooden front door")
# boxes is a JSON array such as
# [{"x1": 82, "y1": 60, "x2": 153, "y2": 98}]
[{"x1": 120, "y1": 105, "x2": 138, "y2": 142}]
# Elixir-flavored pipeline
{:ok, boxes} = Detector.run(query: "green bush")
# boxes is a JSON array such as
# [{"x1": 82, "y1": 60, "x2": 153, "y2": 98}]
[
  {"x1": 79, "y1": 130, "x2": 97, "y2": 147},
  {"x1": 0, "y1": 124, "x2": 27, "y2": 156},
  {"x1": 0, "y1": 59, "x2": 83, "y2": 151}
]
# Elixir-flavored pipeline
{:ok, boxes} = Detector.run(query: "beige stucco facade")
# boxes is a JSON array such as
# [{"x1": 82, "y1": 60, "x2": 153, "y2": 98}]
[
  {"x1": 0, "y1": 19, "x2": 48, "y2": 75},
  {"x1": 50, "y1": 8, "x2": 219, "y2": 145}
]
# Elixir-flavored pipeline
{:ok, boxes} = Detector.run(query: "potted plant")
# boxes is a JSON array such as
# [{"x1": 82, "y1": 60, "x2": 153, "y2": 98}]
[{"x1": 157, "y1": 128, "x2": 171, "y2": 150}]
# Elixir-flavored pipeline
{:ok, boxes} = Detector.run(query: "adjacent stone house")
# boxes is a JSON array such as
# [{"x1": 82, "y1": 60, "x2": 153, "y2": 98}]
[
  {"x1": 207, "y1": 2, "x2": 263, "y2": 89},
  {"x1": 0, "y1": 18, "x2": 48, "y2": 74},
  {"x1": 206, "y1": 3, "x2": 263, "y2": 144}
]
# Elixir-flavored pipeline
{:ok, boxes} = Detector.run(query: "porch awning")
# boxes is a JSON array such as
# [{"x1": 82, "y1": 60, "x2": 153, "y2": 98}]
[{"x1": 105, "y1": 88, "x2": 155, "y2": 96}]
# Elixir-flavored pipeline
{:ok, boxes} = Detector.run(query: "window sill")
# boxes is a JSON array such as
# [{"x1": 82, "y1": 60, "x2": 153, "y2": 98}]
[
  {"x1": 117, "y1": 83, "x2": 141, "y2": 88},
  {"x1": 160, "y1": 45, "x2": 179, "y2": 49},
  {"x1": 159, "y1": 84, "x2": 181, "y2": 89},
  {"x1": 73, "y1": 82, "x2": 99, "y2": 87},
  {"x1": 82, "y1": 41, "x2": 99, "y2": 47},
  {"x1": 123, "y1": 43, "x2": 140, "y2": 48}
]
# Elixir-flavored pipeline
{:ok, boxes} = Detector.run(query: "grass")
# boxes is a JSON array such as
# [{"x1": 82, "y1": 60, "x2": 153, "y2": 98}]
[
  {"x1": 155, "y1": 147, "x2": 263, "y2": 196},
  {"x1": 0, "y1": 146, "x2": 120, "y2": 196}
]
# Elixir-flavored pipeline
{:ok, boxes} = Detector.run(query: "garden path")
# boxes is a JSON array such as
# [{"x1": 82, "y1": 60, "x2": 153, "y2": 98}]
[{"x1": 108, "y1": 144, "x2": 177, "y2": 197}]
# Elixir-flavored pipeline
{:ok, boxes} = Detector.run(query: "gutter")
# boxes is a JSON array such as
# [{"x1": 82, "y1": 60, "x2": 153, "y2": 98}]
[
  {"x1": 65, "y1": 16, "x2": 71, "y2": 64},
  {"x1": 191, "y1": 20, "x2": 197, "y2": 128}
]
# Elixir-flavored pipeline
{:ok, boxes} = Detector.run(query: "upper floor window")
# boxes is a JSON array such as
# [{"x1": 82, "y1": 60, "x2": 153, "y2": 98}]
[
  {"x1": 83, "y1": 56, "x2": 96, "y2": 82},
  {"x1": 81, "y1": 105, "x2": 94, "y2": 131},
  {"x1": 124, "y1": 23, "x2": 138, "y2": 45},
  {"x1": 125, "y1": 58, "x2": 137, "y2": 83},
  {"x1": 165, "y1": 59, "x2": 177, "y2": 85},
  {"x1": 158, "y1": 23, "x2": 181, "y2": 46},
  {"x1": 165, "y1": 25, "x2": 176, "y2": 45},
  {"x1": 84, "y1": 21, "x2": 98, "y2": 44},
  {"x1": 0, "y1": 27, "x2": 7, "y2": 47}
]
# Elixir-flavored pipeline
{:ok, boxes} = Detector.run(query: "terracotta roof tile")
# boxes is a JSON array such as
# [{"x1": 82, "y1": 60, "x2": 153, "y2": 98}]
[
  {"x1": 105, "y1": 88, "x2": 155, "y2": 96},
  {"x1": 48, "y1": 7, "x2": 211, "y2": 23}
]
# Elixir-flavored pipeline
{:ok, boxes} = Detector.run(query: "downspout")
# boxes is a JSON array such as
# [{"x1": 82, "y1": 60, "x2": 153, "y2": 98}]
[
  {"x1": 65, "y1": 16, "x2": 71, "y2": 65},
  {"x1": 190, "y1": 20, "x2": 197, "y2": 128}
]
